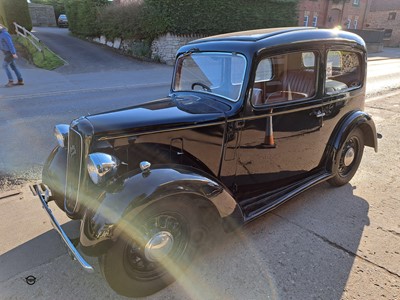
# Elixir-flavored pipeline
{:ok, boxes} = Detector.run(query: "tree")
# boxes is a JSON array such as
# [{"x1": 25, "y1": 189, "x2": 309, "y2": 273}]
[{"x1": 0, "y1": 0, "x2": 32, "y2": 33}]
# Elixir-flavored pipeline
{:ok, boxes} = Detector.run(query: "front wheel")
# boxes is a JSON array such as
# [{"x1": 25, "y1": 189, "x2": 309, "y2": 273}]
[
  {"x1": 328, "y1": 128, "x2": 364, "y2": 187},
  {"x1": 99, "y1": 198, "x2": 218, "y2": 297}
]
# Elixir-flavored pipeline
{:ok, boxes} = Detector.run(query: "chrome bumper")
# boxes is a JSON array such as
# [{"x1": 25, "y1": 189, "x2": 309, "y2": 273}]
[{"x1": 33, "y1": 184, "x2": 94, "y2": 273}]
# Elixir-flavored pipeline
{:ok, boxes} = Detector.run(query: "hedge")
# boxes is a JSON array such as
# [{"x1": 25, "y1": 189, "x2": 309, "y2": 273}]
[
  {"x1": 0, "y1": 0, "x2": 32, "y2": 34},
  {"x1": 67, "y1": 0, "x2": 298, "y2": 40},
  {"x1": 65, "y1": 0, "x2": 109, "y2": 37},
  {"x1": 141, "y1": 0, "x2": 299, "y2": 38}
]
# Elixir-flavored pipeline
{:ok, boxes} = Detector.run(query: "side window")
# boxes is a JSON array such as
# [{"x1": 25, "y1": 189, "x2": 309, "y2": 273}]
[
  {"x1": 252, "y1": 51, "x2": 317, "y2": 106},
  {"x1": 255, "y1": 58, "x2": 273, "y2": 82},
  {"x1": 325, "y1": 50, "x2": 362, "y2": 94}
]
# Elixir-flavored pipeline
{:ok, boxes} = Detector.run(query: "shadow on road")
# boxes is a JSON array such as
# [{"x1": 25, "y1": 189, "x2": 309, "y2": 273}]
[{"x1": 0, "y1": 183, "x2": 369, "y2": 299}]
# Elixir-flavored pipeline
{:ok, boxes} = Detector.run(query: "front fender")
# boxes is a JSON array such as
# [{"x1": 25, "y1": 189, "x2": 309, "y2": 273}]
[
  {"x1": 42, "y1": 146, "x2": 67, "y2": 210},
  {"x1": 80, "y1": 165, "x2": 243, "y2": 256}
]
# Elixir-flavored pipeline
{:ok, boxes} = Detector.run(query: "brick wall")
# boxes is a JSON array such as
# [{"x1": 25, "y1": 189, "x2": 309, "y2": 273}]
[
  {"x1": 333, "y1": 0, "x2": 369, "y2": 30},
  {"x1": 297, "y1": 0, "x2": 369, "y2": 29},
  {"x1": 365, "y1": 10, "x2": 400, "y2": 47},
  {"x1": 298, "y1": 0, "x2": 329, "y2": 27}
]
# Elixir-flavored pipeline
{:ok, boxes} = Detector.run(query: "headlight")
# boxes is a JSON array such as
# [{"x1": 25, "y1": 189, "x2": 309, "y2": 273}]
[
  {"x1": 54, "y1": 124, "x2": 69, "y2": 148},
  {"x1": 87, "y1": 153, "x2": 120, "y2": 185}
]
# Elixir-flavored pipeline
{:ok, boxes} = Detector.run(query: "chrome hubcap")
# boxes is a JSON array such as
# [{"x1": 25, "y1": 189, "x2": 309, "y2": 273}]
[
  {"x1": 344, "y1": 147, "x2": 355, "y2": 167},
  {"x1": 144, "y1": 231, "x2": 174, "y2": 262}
]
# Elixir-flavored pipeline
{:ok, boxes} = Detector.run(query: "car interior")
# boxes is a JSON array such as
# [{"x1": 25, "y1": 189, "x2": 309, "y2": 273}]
[{"x1": 252, "y1": 50, "x2": 362, "y2": 106}]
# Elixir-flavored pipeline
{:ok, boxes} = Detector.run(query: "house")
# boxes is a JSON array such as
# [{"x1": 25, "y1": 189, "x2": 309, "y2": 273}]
[
  {"x1": 298, "y1": 0, "x2": 370, "y2": 29},
  {"x1": 364, "y1": 0, "x2": 400, "y2": 47}
]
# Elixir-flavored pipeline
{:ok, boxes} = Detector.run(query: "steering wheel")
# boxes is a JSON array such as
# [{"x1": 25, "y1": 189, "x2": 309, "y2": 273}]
[{"x1": 191, "y1": 82, "x2": 212, "y2": 92}]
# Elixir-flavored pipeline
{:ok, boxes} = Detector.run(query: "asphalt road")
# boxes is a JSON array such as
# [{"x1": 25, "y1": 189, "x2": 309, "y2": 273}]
[
  {"x1": 31, "y1": 27, "x2": 154, "y2": 74},
  {"x1": 0, "y1": 27, "x2": 399, "y2": 299},
  {"x1": 0, "y1": 27, "x2": 173, "y2": 178}
]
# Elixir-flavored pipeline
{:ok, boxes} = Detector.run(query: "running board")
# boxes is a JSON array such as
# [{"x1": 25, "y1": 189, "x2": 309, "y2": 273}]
[{"x1": 243, "y1": 172, "x2": 332, "y2": 223}]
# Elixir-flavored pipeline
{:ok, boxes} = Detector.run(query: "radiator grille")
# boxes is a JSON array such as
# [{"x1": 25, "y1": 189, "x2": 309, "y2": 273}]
[{"x1": 64, "y1": 128, "x2": 83, "y2": 214}]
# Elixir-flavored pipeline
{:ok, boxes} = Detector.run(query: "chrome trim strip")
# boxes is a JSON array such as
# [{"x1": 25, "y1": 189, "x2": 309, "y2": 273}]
[
  {"x1": 34, "y1": 184, "x2": 94, "y2": 273},
  {"x1": 97, "y1": 120, "x2": 226, "y2": 141},
  {"x1": 98, "y1": 95, "x2": 354, "y2": 142}
]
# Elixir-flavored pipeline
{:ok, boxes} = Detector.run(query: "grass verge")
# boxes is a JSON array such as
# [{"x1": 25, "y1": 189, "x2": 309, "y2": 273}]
[{"x1": 15, "y1": 36, "x2": 64, "y2": 70}]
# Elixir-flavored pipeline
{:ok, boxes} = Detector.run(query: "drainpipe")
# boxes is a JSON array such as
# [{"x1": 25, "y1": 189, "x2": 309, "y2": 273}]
[
  {"x1": 340, "y1": 0, "x2": 346, "y2": 26},
  {"x1": 362, "y1": 0, "x2": 372, "y2": 29}
]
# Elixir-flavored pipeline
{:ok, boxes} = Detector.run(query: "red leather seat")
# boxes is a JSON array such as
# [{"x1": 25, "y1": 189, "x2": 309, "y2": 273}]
[
  {"x1": 265, "y1": 70, "x2": 316, "y2": 104},
  {"x1": 282, "y1": 70, "x2": 316, "y2": 97}
]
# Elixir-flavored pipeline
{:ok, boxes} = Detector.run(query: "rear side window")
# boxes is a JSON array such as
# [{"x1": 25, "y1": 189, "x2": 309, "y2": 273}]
[{"x1": 325, "y1": 50, "x2": 362, "y2": 94}]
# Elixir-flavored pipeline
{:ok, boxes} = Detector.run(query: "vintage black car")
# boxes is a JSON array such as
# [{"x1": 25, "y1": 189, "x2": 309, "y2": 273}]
[{"x1": 35, "y1": 27, "x2": 377, "y2": 297}]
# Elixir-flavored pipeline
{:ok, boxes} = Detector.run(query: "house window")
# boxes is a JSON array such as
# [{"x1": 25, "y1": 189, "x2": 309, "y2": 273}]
[
  {"x1": 388, "y1": 12, "x2": 397, "y2": 20},
  {"x1": 353, "y1": 0, "x2": 360, "y2": 6},
  {"x1": 312, "y1": 16, "x2": 318, "y2": 27},
  {"x1": 304, "y1": 15, "x2": 309, "y2": 26},
  {"x1": 384, "y1": 29, "x2": 393, "y2": 39}
]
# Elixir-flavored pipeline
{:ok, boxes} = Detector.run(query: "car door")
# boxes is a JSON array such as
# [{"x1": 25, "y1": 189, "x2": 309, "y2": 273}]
[{"x1": 233, "y1": 49, "x2": 329, "y2": 201}]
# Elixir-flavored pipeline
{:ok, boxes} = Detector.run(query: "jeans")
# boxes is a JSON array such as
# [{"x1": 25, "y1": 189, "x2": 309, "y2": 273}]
[{"x1": 3, "y1": 55, "x2": 23, "y2": 82}]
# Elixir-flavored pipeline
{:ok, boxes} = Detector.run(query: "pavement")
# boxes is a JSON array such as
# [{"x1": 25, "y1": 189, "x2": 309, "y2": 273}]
[
  {"x1": 1, "y1": 46, "x2": 400, "y2": 101},
  {"x1": 367, "y1": 47, "x2": 400, "y2": 61}
]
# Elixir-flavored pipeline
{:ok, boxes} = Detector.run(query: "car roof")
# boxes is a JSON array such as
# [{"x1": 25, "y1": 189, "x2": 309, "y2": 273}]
[
  {"x1": 191, "y1": 27, "x2": 312, "y2": 43},
  {"x1": 178, "y1": 27, "x2": 366, "y2": 57}
]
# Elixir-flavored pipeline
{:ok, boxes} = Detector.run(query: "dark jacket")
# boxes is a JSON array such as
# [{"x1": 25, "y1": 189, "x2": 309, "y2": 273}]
[{"x1": 0, "y1": 28, "x2": 16, "y2": 55}]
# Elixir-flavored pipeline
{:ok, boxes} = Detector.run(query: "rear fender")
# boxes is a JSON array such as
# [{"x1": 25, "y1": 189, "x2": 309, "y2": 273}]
[
  {"x1": 325, "y1": 110, "x2": 377, "y2": 172},
  {"x1": 79, "y1": 165, "x2": 243, "y2": 256}
]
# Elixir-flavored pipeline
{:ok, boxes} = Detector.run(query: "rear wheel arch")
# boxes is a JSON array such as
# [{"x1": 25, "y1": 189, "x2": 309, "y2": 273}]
[{"x1": 324, "y1": 111, "x2": 377, "y2": 172}]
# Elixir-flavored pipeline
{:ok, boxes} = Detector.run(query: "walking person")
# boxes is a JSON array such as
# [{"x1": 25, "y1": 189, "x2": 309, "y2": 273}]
[{"x1": 0, "y1": 24, "x2": 24, "y2": 87}]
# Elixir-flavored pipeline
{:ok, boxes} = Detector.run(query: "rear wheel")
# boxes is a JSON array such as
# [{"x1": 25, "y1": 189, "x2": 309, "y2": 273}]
[
  {"x1": 328, "y1": 128, "x2": 364, "y2": 187},
  {"x1": 99, "y1": 198, "x2": 218, "y2": 297}
]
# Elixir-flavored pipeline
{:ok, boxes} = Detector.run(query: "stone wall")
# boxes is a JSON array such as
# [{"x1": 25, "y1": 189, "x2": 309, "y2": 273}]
[
  {"x1": 91, "y1": 33, "x2": 206, "y2": 65},
  {"x1": 151, "y1": 33, "x2": 205, "y2": 65},
  {"x1": 28, "y1": 3, "x2": 56, "y2": 27}
]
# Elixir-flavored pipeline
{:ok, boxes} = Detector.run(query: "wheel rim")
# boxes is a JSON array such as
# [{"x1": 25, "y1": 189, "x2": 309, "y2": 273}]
[
  {"x1": 338, "y1": 136, "x2": 359, "y2": 177},
  {"x1": 123, "y1": 212, "x2": 188, "y2": 281},
  {"x1": 144, "y1": 231, "x2": 174, "y2": 262}
]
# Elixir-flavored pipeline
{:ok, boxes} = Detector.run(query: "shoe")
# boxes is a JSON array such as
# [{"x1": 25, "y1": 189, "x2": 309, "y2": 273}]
[
  {"x1": 5, "y1": 81, "x2": 14, "y2": 87},
  {"x1": 15, "y1": 80, "x2": 24, "y2": 86}
]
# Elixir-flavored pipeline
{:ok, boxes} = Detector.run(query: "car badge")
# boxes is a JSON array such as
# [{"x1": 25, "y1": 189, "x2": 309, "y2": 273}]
[{"x1": 69, "y1": 145, "x2": 77, "y2": 157}]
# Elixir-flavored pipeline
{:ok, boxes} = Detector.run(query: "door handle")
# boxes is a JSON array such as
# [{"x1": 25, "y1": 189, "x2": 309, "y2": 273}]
[
  {"x1": 313, "y1": 110, "x2": 325, "y2": 118},
  {"x1": 235, "y1": 120, "x2": 245, "y2": 129}
]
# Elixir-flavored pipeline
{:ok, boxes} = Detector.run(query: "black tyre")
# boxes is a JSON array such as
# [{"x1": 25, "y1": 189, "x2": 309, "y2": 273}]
[
  {"x1": 328, "y1": 128, "x2": 364, "y2": 187},
  {"x1": 99, "y1": 198, "x2": 218, "y2": 297}
]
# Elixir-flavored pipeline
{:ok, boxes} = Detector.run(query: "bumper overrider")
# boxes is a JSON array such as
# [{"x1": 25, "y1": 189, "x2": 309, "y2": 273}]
[{"x1": 33, "y1": 183, "x2": 94, "y2": 273}]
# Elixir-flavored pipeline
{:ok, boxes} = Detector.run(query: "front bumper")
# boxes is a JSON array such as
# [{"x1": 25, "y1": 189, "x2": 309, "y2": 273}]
[{"x1": 34, "y1": 183, "x2": 94, "y2": 273}]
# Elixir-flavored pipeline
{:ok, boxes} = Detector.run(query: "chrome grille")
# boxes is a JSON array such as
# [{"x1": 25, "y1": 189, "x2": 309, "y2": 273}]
[{"x1": 64, "y1": 128, "x2": 83, "y2": 214}]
